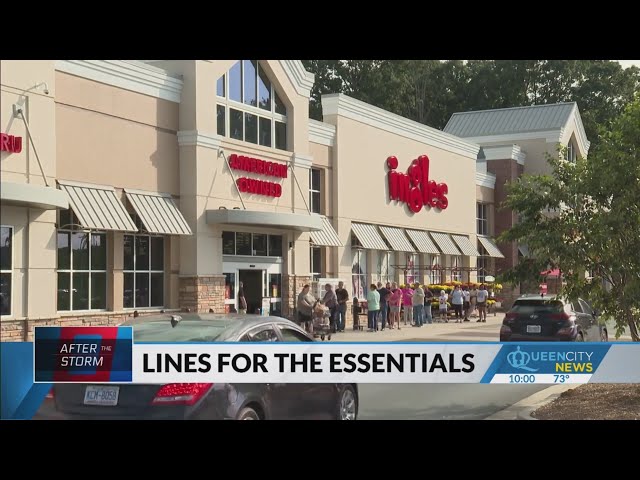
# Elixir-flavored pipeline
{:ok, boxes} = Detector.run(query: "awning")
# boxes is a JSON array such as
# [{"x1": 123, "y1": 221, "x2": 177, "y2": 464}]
[
  {"x1": 541, "y1": 269, "x2": 561, "y2": 278},
  {"x1": 310, "y1": 216, "x2": 342, "y2": 246},
  {"x1": 351, "y1": 223, "x2": 389, "y2": 250},
  {"x1": 1, "y1": 181, "x2": 68, "y2": 210},
  {"x1": 57, "y1": 180, "x2": 137, "y2": 232},
  {"x1": 379, "y1": 226, "x2": 416, "y2": 252},
  {"x1": 124, "y1": 188, "x2": 192, "y2": 235},
  {"x1": 478, "y1": 236, "x2": 505, "y2": 258},
  {"x1": 429, "y1": 232, "x2": 462, "y2": 255},
  {"x1": 406, "y1": 229, "x2": 441, "y2": 254},
  {"x1": 452, "y1": 234, "x2": 481, "y2": 256},
  {"x1": 206, "y1": 209, "x2": 323, "y2": 232},
  {"x1": 518, "y1": 244, "x2": 530, "y2": 257}
]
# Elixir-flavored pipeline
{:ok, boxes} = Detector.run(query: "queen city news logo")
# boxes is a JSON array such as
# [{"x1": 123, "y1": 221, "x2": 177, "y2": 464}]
[{"x1": 503, "y1": 345, "x2": 597, "y2": 374}]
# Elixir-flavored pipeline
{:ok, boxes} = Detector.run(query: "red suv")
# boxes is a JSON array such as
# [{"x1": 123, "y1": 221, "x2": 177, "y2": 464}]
[{"x1": 500, "y1": 295, "x2": 609, "y2": 342}]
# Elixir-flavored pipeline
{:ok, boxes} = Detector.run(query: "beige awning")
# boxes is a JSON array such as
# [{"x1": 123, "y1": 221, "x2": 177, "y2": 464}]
[
  {"x1": 452, "y1": 234, "x2": 481, "y2": 256},
  {"x1": 406, "y1": 229, "x2": 440, "y2": 254},
  {"x1": 378, "y1": 226, "x2": 416, "y2": 252},
  {"x1": 124, "y1": 188, "x2": 192, "y2": 235},
  {"x1": 58, "y1": 180, "x2": 137, "y2": 232},
  {"x1": 310, "y1": 216, "x2": 342, "y2": 246},
  {"x1": 518, "y1": 244, "x2": 530, "y2": 257},
  {"x1": 351, "y1": 223, "x2": 389, "y2": 250},
  {"x1": 429, "y1": 232, "x2": 462, "y2": 255},
  {"x1": 478, "y1": 236, "x2": 505, "y2": 258}
]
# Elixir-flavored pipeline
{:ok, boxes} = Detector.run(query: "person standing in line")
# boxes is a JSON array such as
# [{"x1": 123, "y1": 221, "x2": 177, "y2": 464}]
[
  {"x1": 438, "y1": 290, "x2": 449, "y2": 322},
  {"x1": 335, "y1": 281, "x2": 349, "y2": 332},
  {"x1": 297, "y1": 284, "x2": 316, "y2": 334},
  {"x1": 470, "y1": 285, "x2": 478, "y2": 318},
  {"x1": 376, "y1": 281, "x2": 391, "y2": 331},
  {"x1": 462, "y1": 286, "x2": 471, "y2": 322},
  {"x1": 388, "y1": 283, "x2": 402, "y2": 329},
  {"x1": 322, "y1": 283, "x2": 339, "y2": 333},
  {"x1": 476, "y1": 284, "x2": 489, "y2": 323},
  {"x1": 412, "y1": 283, "x2": 425, "y2": 327},
  {"x1": 451, "y1": 285, "x2": 464, "y2": 322},
  {"x1": 238, "y1": 282, "x2": 248, "y2": 314},
  {"x1": 366, "y1": 284, "x2": 381, "y2": 332},
  {"x1": 424, "y1": 286, "x2": 434, "y2": 324},
  {"x1": 401, "y1": 284, "x2": 414, "y2": 326}
]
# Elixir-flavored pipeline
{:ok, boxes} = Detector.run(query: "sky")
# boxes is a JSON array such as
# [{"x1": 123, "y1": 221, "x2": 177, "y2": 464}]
[{"x1": 616, "y1": 60, "x2": 639, "y2": 69}]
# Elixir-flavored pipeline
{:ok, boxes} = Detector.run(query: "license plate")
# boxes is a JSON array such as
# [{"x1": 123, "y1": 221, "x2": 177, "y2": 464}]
[
  {"x1": 527, "y1": 325, "x2": 542, "y2": 333},
  {"x1": 84, "y1": 386, "x2": 120, "y2": 406}
]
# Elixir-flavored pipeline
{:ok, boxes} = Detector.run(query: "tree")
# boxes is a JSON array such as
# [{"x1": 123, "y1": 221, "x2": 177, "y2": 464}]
[{"x1": 498, "y1": 94, "x2": 640, "y2": 341}]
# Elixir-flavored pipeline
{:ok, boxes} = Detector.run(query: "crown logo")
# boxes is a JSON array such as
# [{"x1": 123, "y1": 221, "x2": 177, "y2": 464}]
[{"x1": 507, "y1": 346, "x2": 539, "y2": 372}]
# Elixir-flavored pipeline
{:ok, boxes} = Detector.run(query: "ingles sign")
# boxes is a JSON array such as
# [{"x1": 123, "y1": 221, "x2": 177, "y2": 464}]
[
  {"x1": 1, "y1": 134, "x2": 23, "y2": 154},
  {"x1": 386, "y1": 155, "x2": 448, "y2": 213},
  {"x1": 229, "y1": 154, "x2": 286, "y2": 198}
]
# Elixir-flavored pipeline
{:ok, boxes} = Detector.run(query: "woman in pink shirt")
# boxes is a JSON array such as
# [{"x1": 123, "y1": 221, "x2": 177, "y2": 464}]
[
  {"x1": 388, "y1": 283, "x2": 403, "y2": 330},
  {"x1": 401, "y1": 285, "x2": 414, "y2": 326}
]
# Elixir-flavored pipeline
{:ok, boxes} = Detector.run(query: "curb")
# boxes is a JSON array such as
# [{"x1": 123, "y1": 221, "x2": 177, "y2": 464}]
[{"x1": 485, "y1": 384, "x2": 577, "y2": 420}]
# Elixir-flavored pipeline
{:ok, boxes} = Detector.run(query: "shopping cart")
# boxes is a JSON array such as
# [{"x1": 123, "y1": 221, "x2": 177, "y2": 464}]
[{"x1": 312, "y1": 303, "x2": 332, "y2": 341}]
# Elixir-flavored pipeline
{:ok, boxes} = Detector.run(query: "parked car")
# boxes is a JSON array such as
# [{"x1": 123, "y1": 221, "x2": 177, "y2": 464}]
[
  {"x1": 499, "y1": 294, "x2": 609, "y2": 342},
  {"x1": 37, "y1": 314, "x2": 358, "y2": 420}
]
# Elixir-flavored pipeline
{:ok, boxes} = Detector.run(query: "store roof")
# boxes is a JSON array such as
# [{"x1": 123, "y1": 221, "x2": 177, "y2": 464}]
[{"x1": 444, "y1": 102, "x2": 577, "y2": 138}]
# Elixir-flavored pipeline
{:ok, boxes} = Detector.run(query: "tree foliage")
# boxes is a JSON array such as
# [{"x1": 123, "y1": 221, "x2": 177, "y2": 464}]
[{"x1": 498, "y1": 94, "x2": 640, "y2": 341}]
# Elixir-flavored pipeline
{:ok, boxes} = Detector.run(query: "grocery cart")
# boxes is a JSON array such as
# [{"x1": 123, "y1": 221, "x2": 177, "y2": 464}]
[{"x1": 312, "y1": 302, "x2": 332, "y2": 341}]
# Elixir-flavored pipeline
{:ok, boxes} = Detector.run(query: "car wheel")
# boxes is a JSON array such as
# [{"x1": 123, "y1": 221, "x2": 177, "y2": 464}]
[
  {"x1": 601, "y1": 330, "x2": 609, "y2": 342},
  {"x1": 336, "y1": 386, "x2": 358, "y2": 420},
  {"x1": 236, "y1": 406, "x2": 261, "y2": 420},
  {"x1": 575, "y1": 332, "x2": 584, "y2": 342}
]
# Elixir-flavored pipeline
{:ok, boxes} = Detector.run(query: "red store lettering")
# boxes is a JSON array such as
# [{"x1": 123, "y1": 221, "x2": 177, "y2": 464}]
[
  {"x1": 387, "y1": 155, "x2": 449, "y2": 213},
  {"x1": 0, "y1": 133, "x2": 23, "y2": 154},
  {"x1": 228, "y1": 153, "x2": 287, "y2": 179},
  {"x1": 236, "y1": 177, "x2": 282, "y2": 198}
]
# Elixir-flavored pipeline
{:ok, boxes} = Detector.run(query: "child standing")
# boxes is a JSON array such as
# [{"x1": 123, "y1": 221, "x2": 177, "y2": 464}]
[{"x1": 438, "y1": 290, "x2": 449, "y2": 323}]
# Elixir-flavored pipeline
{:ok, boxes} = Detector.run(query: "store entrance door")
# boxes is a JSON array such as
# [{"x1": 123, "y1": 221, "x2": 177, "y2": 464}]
[{"x1": 239, "y1": 270, "x2": 263, "y2": 314}]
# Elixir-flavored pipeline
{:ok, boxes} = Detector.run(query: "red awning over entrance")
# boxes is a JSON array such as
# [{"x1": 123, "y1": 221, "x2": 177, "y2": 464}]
[{"x1": 540, "y1": 269, "x2": 561, "y2": 277}]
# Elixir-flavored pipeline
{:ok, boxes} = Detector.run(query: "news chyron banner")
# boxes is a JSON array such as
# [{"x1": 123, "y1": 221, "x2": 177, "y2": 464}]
[{"x1": 29, "y1": 326, "x2": 640, "y2": 385}]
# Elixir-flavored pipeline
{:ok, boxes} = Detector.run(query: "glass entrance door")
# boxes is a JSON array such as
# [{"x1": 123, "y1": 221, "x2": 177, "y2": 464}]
[{"x1": 223, "y1": 261, "x2": 282, "y2": 315}]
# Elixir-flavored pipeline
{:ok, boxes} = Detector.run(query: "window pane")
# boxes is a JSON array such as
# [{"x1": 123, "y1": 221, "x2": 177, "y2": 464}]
[
  {"x1": 229, "y1": 61, "x2": 242, "y2": 102},
  {"x1": 124, "y1": 272, "x2": 134, "y2": 308},
  {"x1": 243, "y1": 60, "x2": 257, "y2": 107},
  {"x1": 135, "y1": 273, "x2": 150, "y2": 308},
  {"x1": 236, "y1": 233, "x2": 251, "y2": 255},
  {"x1": 0, "y1": 227, "x2": 11, "y2": 270},
  {"x1": 72, "y1": 233, "x2": 89, "y2": 270},
  {"x1": 216, "y1": 75, "x2": 225, "y2": 97},
  {"x1": 124, "y1": 235, "x2": 134, "y2": 270},
  {"x1": 275, "y1": 121, "x2": 287, "y2": 150},
  {"x1": 230, "y1": 109, "x2": 243, "y2": 140},
  {"x1": 258, "y1": 65, "x2": 271, "y2": 111},
  {"x1": 57, "y1": 272, "x2": 70, "y2": 311},
  {"x1": 225, "y1": 273, "x2": 235, "y2": 300},
  {"x1": 312, "y1": 247, "x2": 322, "y2": 274},
  {"x1": 91, "y1": 233, "x2": 107, "y2": 270},
  {"x1": 268, "y1": 235, "x2": 282, "y2": 257},
  {"x1": 245, "y1": 113, "x2": 258, "y2": 144},
  {"x1": 59, "y1": 209, "x2": 73, "y2": 229},
  {"x1": 135, "y1": 236, "x2": 150, "y2": 270},
  {"x1": 269, "y1": 274, "x2": 282, "y2": 298},
  {"x1": 91, "y1": 272, "x2": 106, "y2": 309},
  {"x1": 274, "y1": 91, "x2": 286, "y2": 115},
  {"x1": 0, "y1": 273, "x2": 11, "y2": 315},
  {"x1": 258, "y1": 117, "x2": 271, "y2": 147},
  {"x1": 311, "y1": 168, "x2": 321, "y2": 191},
  {"x1": 151, "y1": 272, "x2": 164, "y2": 307},
  {"x1": 151, "y1": 237, "x2": 164, "y2": 271},
  {"x1": 72, "y1": 272, "x2": 89, "y2": 310},
  {"x1": 57, "y1": 232, "x2": 70, "y2": 270},
  {"x1": 217, "y1": 105, "x2": 226, "y2": 137},
  {"x1": 222, "y1": 231, "x2": 235, "y2": 255},
  {"x1": 253, "y1": 234, "x2": 267, "y2": 256},
  {"x1": 311, "y1": 191, "x2": 321, "y2": 214},
  {"x1": 279, "y1": 327, "x2": 312, "y2": 342}
]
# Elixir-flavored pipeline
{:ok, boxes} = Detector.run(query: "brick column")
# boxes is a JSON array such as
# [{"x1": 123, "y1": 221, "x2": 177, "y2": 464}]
[{"x1": 178, "y1": 275, "x2": 226, "y2": 313}]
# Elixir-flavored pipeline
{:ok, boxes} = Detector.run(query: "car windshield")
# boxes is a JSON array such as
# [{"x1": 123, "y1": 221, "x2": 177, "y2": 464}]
[
  {"x1": 511, "y1": 300, "x2": 564, "y2": 315},
  {"x1": 133, "y1": 320, "x2": 232, "y2": 342}
]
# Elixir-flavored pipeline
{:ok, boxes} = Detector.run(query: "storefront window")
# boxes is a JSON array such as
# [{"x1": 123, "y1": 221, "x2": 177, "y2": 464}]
[
  {"x1": 309, "y1": 168, "x2": 322, "y2": 214},
  {"x1": 310, "y1": 246, "x2": 323, "y2": 281},
  {"x1": 123, "y1": 227, "x2": 165, "y2": 309},
  {"x1": 352, "y1": 249, "x2": 367, "y2": 300},
  {"x1": 0, "y1": 226, "x2": 13, "y2": 316},
  {"x1": 477, "y1": 242, "x2": 490, "y2": 284},
  {"x1": 57, "y1": 210, "x2": 107, "y2": 311},
  {"x1": 429, "y1": 255, "x2": 441, "y2": 285},
  {"x1": 405, "y1": 253, "x2": 419, "y2": 286},
  {"x1": 477, "y1": 203, "x2": 489, "y2": 236},
  {"x1": 269, "y1": 273, "x2": 282, "y2": 316},
  {"x1": 223, "y1": 231, "x2": 283, "y2": 257},
  {"x1": 451, "y1": 255, "x2": 462, "y2": 282},
  {"x1": 216, "y1": 61, "x2": 287, "y2": 151},
  {"x1": 377, "y1": 251, "x2": 394, "y2": 285}
]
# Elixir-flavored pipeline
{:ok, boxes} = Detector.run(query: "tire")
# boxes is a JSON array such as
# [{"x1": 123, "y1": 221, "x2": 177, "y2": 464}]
[
  {"x1": 236, "y1": 406, "x2": 261, "y2": 420},
  {"x1": 335, "y1": 385, "x2": 358, "y2": 420},
  {"x1": 601, "y1": 329, "x2": 609, "y2": 342}
]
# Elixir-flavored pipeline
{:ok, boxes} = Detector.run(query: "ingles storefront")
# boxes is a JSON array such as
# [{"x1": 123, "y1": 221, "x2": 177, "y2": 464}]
[{"x1": 1, "y1": 60, "x2": 509, "y2": 340}]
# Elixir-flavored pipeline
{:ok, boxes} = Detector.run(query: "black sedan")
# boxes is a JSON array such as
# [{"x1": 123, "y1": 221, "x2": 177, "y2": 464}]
[{"x1": 37, "y1": 314, "x2": 358, "y2": 420}]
